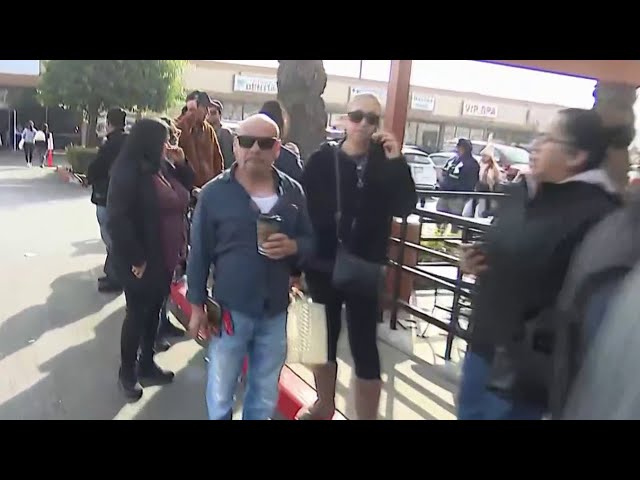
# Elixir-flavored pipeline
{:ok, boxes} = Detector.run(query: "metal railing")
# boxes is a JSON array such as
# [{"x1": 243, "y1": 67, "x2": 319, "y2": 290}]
[{"x1": 386, "y1": 189, "x2": 507, "y2": 360}]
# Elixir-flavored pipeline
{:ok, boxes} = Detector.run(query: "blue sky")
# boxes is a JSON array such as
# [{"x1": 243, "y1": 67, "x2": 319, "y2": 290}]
[{"x1": 0, "y1": 60, "x2": 40, "y2": 76}]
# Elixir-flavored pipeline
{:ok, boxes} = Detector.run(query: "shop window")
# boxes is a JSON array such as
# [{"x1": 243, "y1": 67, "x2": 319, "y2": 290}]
[
  {"x1": 223, "y1": 102, "x2": 243, "y2": 121},
  {"x1": 442, "y1": 125, "x2": 456, "y2": 145},
  {"x1": 417, "y1": 122, "x2": 440, "y2": 151},
  {"x1": 243, "y1": 103, "x2": 261, "y2": 119},
  {"x1": 455, "y1": 126, "x2": 471, "y2": 139},
  {"x1": 470, "y1": 128, "x2": 485, "y2": 141},
  {"x1": 404, "y1": 122, "x2": 418, "y2": 145}
]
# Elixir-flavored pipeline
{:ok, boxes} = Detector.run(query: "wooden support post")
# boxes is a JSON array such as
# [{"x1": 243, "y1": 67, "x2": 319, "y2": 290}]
[{"x1": 384, "y1": 60, "x2": 412, "y2": 145}]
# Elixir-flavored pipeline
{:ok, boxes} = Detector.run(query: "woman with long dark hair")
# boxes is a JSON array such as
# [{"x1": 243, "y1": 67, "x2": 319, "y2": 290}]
[{"x1": 107, "y1": 118, "x2": 192, "y2": 401}]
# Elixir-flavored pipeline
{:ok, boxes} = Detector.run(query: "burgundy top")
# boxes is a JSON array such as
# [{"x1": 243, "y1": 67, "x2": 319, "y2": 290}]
[{"x1": 153, "y1": 172, "x2": 190, "y2": 275}]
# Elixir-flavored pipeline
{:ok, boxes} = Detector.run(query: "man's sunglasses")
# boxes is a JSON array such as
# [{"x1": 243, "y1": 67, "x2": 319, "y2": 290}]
[
  {"x1": 347, "y1": 110, "x2": 380, "y2": 126},
  {"x1": 237, "y1": 136, "x2": 278, "y2": 150}
]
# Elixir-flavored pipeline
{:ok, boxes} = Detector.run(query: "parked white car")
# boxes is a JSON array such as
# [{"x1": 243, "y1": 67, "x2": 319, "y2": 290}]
[{"x1": 404, "y1": 146, "x2": 438, "y2": 189}]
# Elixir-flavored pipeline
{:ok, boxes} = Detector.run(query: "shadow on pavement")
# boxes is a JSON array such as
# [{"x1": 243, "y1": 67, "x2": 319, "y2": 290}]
[
  {"x1": 0, "y1": 267, "x2": 117, "y2": 362},
  {"x1": 133, "y1": 348, "x2": 209, "y2": 420},
  {"x1": 0, "y1": 306, "x2": 127, "y2": 420},
  {"x1": 331, "y1": 333, "x2": 458, "y2": 420},
  {"x1": 0, "y1": 173, "x2": 89, "y2": 206}
]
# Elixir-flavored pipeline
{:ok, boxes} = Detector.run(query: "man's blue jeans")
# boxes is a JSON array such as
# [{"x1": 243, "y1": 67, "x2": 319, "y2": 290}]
[
  {"x1": 457, "y1": 351, "x2": 545, "y2": 420},
  {"x1": 206, "y1": 310, "x2": 287, "y2": 420}
]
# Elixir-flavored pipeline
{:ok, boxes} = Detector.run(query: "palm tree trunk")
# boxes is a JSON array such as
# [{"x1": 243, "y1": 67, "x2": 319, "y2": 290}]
[
  {"x1": 592, "y1": 81, "x2": 636, "y2": 190},
  {"x1": 276, "y1": 60, "x2": 328, "y2": 162}
]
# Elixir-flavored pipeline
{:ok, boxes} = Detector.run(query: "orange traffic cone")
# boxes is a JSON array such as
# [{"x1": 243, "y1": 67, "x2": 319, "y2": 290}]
[{"x1": 47, "y1": 149, "x2": 53, "y2": 167}]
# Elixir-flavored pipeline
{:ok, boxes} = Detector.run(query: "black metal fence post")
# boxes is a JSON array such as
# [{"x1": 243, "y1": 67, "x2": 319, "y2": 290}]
[
  {"x1": 389, "y1": 217, "x2": 409, "y2": 331},
  {"x1": 444, "y1": 225, "x2": 471, "y2": 361}
]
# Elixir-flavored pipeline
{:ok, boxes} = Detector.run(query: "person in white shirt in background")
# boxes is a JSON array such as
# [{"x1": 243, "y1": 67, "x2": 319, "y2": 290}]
[{"x1": 33, "y1": 126, "x2": 47, "y2": 168}]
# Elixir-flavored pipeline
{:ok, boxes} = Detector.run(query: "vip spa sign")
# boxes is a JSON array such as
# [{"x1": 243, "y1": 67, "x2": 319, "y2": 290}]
[
  {"x1": 462, "y1": 100, "x2": 498, "y2": 119},
  {"x1": 233, "y1": 75, "x2": 278, "y2": 95}
]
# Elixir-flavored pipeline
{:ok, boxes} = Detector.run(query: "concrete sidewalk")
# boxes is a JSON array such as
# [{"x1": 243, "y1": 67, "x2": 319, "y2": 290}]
[{"x1": 0, "y1": 152, "x2": 462, "y2": 420}]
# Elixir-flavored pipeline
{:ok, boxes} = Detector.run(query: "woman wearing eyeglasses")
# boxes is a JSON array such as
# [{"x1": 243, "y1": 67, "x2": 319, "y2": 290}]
[
  {"x1": 457, "y1": 108, "x2": 623, "y2": 420},
  {"x1": 299, "y1": 93, "x2": 417, "y2": 420}
]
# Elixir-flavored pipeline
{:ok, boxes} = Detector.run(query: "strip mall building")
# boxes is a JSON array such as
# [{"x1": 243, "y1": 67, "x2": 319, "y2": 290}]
[
  {"x1": 1, "y1": 60, "x2": 569, "y2": 150},
  {"x1": 186, "y1": 61, "x2": 566, "y2": 149}
]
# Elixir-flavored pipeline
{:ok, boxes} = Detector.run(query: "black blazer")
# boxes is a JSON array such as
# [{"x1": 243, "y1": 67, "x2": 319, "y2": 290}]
[
  {"x1": 106, "y1": 156, "x2": 194, "y2": 294},
  {"x1": 302, "y1": 141, "x2": 417, "y2": 271}
]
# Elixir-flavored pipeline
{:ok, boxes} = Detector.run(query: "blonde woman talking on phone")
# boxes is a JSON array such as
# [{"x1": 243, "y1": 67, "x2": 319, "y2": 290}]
[{"x1": 300, "y1": 93, "x2": 416, "y2": 420}]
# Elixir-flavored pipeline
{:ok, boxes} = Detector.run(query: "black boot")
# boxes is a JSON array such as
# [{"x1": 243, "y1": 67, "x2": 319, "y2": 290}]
[
  {"x1": 158, "y1": 321, "x2": 185, "y2": 339},
  {"x1": 154, "y1": 338, "x2": 172, "y2": 353},
  {"x1": 118, "y1": 367, "x2": 143, "y2": 402},
  {"x1": 98, "y1": 276, "x2": 123, "y2": 293},
  {"x1": 138, "y1": 362, "x2": 175, "y2": 387}
]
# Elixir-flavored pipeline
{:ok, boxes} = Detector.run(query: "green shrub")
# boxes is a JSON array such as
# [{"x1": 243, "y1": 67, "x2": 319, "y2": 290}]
[{"x1": 65, "y1": 146, "x2": 98, "y2": 175}]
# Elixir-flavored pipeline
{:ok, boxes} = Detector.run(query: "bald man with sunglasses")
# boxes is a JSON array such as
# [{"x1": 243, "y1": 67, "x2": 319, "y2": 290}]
[{"x1": 186, "y1": 114, "x2": 315, "y2": 420}]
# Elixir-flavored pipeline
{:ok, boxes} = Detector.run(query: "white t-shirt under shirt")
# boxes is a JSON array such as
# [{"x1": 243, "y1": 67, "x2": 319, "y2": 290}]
[{"x1": 251, "y1": 194, "x2": 278, "y2": 214}]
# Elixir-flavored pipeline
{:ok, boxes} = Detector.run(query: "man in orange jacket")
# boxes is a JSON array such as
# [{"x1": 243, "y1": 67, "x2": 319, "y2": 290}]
[{"x1": 176, "y1": 91, "x2": 224, "y2": 187}]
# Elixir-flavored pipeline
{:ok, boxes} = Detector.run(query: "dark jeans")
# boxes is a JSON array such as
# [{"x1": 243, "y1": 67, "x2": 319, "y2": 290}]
[
  {"x1": 306, "y1": 271, "x2": 381, "y2": 380},
  {"x1": 23, "y1": 143, "x2": 34, "y2": 164},
  {"x1": 95, "y1": 205, "x2": 121, "y2": 285},
  {"x1": 457, "y1": 351, "x2": 545, "y2": 420},
  {"x1": 157, "y1": 297, "x2": 173, "y2": 334},
  {"x1": 121, "y1": 288, "x2": 165, "y2": 377}
]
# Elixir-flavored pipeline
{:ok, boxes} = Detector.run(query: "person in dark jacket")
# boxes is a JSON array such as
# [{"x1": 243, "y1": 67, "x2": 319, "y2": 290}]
[
  {"x1": 457, "y1": 108, "x2": 622, "y2": 420},
  {"x1": 437, "y1": 138, "x2": 480, "y2": 215},
  {"x1": 107, "y1": 118, "x2": 192, "y2": 402},
  {"x1": 186, "y1": 114, "x2": 315, "y2": 420},
  {"x1": 206, "y1": 99, "x2": 236, "y2": 169},
  {"x1": 87, "y1": 108, "x2": 128, "y2": 293},
  {"x1": 259, "y1": 100, "x2": 304, "y2": 183},
  {"x1": 152, "y1": 117, "x2": 195, "y2": 352},
  {"x1": 298, "y1": 93, "x2": 417, "y2": 420},
  {"x1": 561, "y1": 263, "x2": 640, "y2": 420}
]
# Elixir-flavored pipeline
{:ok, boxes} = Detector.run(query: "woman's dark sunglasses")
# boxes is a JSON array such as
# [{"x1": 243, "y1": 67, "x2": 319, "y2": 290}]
[
  {"x1": 237, "y1": 135, "x2": 278, "y2": 150},
  {"x1": 347, "y1": 110, "x2": 380, "y2": 126}
]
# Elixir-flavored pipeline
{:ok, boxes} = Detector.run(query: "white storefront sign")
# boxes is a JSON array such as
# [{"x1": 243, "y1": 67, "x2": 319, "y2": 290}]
[
  {"x1": 233, "y1": 74, "x2": 278, "y2": 95},
  {"x1": 411, "y1": 93, "x2": 436, "y2": 112},
  {"x1": 350, "y1": 86, "x2": 387, "y2": 104},
  {"x1": 462, "y1": 100, "x2": 498, "y2": 118}
]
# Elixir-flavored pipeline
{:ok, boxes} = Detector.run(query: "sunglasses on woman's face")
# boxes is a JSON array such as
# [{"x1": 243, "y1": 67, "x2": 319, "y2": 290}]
[
  {"x1": 237, "y1": 135, "x2": 278, "y2": 150},
  {"x1": 347, "y1": 110, "x2": 380, "y2": 127}
]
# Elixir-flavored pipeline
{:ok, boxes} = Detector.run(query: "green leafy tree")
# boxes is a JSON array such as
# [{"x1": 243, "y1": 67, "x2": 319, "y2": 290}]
[{"x1": 38, "y1": 60, "x2": 186, "y2": 146}]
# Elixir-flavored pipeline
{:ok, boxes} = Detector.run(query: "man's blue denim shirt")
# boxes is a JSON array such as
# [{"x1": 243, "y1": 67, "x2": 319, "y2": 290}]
[{"x1": 186, "y1": 166, "x2": 315, "y2": 318}]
